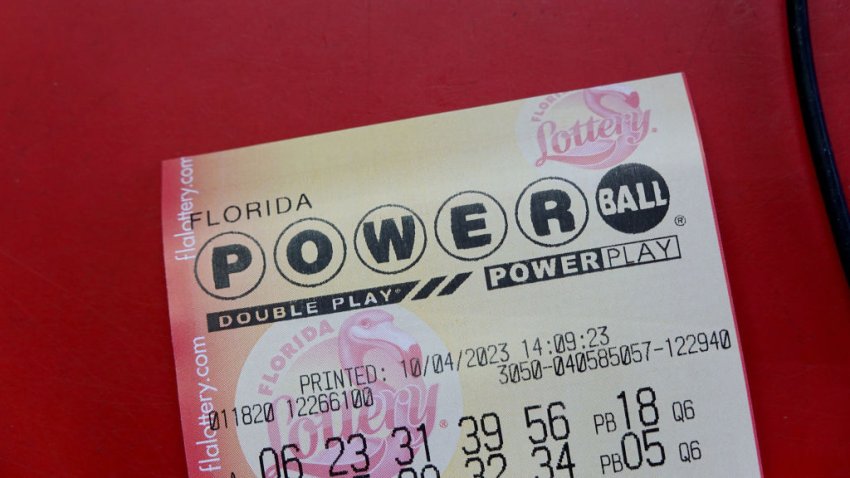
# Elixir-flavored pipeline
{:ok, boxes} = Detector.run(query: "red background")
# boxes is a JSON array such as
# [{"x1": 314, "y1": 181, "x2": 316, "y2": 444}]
[{"x1": 2, "y1": 1, "x2": 849, "y2": 476}]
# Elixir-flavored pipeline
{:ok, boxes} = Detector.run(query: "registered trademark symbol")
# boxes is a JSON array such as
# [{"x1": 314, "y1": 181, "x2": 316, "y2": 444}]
[{"x1": 674, "y1": 215, "x2": 687, "y2": 226}]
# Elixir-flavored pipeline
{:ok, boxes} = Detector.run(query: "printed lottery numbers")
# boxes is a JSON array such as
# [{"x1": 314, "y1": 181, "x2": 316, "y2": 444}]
[
  {"x1": 393, "y1": 423, "x2": 440, "y2": 478},
  {"x1": 524, "y1": 401, "x2": 576, "y2": 478},
  {"x1": 459, "y1": 412, "x2": 508, "y2": 478},
  {"x1": 258, "y1": 443, "x2": 303, "y2": 478},
  {"x1": 616, "y1": 386, "x2": 666, "y2": 469},
  {"x1": 325, "y1": 434, "x2": 370, "y2": 476},
  {"x1": 258, "y1": 424, "x2": 438, "y2": 478},
  {"x1": 598, "y1": 386, "x2": 667, "y2": 474}
]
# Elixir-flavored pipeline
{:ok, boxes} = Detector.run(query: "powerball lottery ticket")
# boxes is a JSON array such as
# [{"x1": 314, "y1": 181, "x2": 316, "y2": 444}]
[{"x1": 161, "y1": 73, "x2": 761, "y2": 477}]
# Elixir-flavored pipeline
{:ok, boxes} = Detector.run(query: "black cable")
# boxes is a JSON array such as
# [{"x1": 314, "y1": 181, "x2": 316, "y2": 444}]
[{"x1": 788, "y1": 0, "x2": 850, "y2": 286}]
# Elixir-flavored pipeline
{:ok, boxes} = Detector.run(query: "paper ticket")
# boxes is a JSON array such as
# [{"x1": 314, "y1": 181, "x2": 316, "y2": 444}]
[{"x1": 161, "y1": 73, "x2": 761, "y2": 477}]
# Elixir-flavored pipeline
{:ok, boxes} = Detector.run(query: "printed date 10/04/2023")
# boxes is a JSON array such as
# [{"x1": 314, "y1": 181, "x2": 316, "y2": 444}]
[
  {"x1": 395, "y1": 326, "x2": 611, "y2": 383},
  {"x1": 397, "y1": 327, "x2": 610, "y2": 379}
]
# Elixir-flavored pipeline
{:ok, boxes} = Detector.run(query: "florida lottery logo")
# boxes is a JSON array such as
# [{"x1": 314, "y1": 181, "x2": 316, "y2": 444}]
[
  {"x1": 236, "y1": 306, "x2": 462, "y2": 477},
  {"x1": 516, "y1": 83, "x2": 652, "y2": 171}
]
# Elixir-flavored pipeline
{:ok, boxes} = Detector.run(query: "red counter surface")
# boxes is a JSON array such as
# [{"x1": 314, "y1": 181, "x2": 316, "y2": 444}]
[{"x1": 1, "y1": 1, "x2": 849, "y2": 476}]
